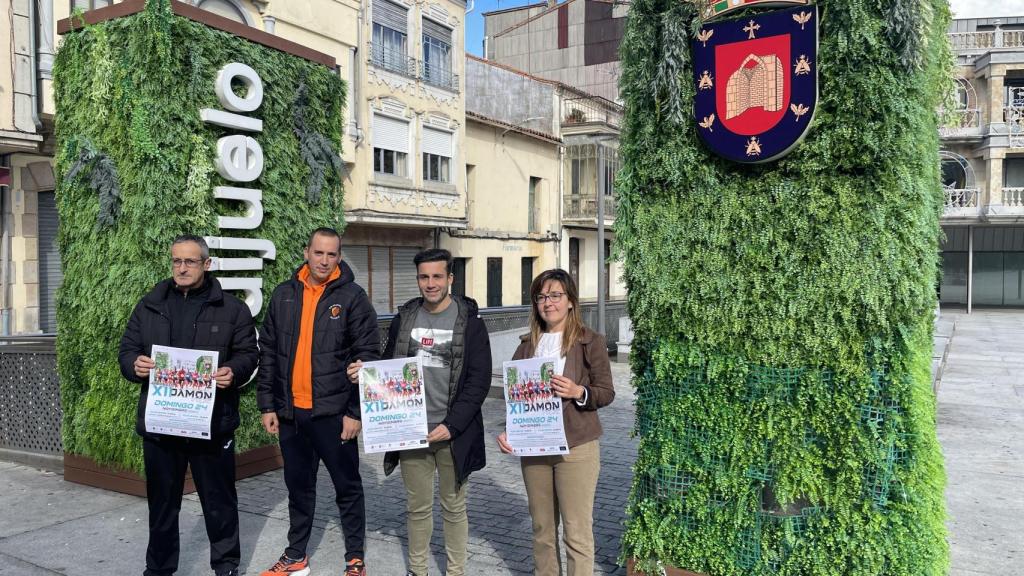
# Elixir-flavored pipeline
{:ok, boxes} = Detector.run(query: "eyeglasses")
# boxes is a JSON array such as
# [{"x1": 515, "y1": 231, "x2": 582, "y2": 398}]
[
  {"x1": 534, "y1": 292, "x2": 565, "y2": 304},
  {"x1": 172, "y1": 258, "x2": 204, "y2": 268}
]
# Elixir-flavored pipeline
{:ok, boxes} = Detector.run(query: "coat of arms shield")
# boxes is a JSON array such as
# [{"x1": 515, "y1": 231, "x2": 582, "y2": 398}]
[{"x1": 692, "y1": 4, "x2": 818, "y2": 163}]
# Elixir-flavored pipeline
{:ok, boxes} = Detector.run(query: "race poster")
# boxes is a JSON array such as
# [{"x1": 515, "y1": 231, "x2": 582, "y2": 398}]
[
  {"x1": 144, "y1": 345, "x2": 218, "y2": 439},
  {"x1": 358, "y1": 357, "x2": 429, "y2": 453},
  {"x1": 503, "y1": 356, "x2": 569, "y2": 456}
]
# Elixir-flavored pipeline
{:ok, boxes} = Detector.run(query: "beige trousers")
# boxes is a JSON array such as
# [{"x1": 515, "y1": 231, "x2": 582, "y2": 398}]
[
  {"x1": 399, "y1": 440, "x2": 468, "y2": 576},
  {"x1": 520, "y1": 439, "x2": 601, "y2": 576}
]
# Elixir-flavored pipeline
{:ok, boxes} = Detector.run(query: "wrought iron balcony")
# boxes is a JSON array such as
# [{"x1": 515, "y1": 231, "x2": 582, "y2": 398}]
[
  {"x1": 420, "y1": 60, "x2": 459, "y2": 92},
  {"x1": 563, "y1": 194, "x2": 617, "y2": 221},
  {"x1": 368, "y1": 42, "x2": 417, "y2": 79},
  {"x1": 562, "y1": 96, "x2": 622, "y2": 129},
  {"x1": 367, "y1": 43, "x2": 459, "y2": 93},
  {"x1": 942, "y1": 187, "x2": 979, "y2": 218},
  {"x1": 939, "y1": 108, "x2": 981, "y2": 138}
]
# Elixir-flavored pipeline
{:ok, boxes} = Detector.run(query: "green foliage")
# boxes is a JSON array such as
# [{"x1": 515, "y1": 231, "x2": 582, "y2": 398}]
[
  {"x1": 63, "y1": 137, "x2": 122, "y2": 229},
  {"x1": 54, "y1": 0, "x2": 346, "y2": 473},
  {"x1": 617, "y1": 0, "x2": 951, "y2": 574}
]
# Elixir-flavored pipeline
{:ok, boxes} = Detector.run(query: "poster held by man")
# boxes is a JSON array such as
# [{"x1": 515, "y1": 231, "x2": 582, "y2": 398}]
[{"x1": 358, "y1": 357, "x2": 430, "y2": 453}]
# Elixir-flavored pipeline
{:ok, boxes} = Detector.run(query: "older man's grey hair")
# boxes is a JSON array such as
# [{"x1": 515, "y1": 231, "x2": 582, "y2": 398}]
[{"x1": 171, "y1": 234, "x2": 210, "y2": 259}]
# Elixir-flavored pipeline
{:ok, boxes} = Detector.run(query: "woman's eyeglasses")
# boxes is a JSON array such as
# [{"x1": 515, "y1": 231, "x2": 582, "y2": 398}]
[{"x1": 534, "y1": 292, "x2": 565, "y2": 304}]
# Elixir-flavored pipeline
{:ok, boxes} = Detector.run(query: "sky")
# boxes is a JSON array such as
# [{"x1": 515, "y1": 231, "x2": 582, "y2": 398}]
[{"x1": 463, "y1": 0, "x2": 1024, "y2": 55}]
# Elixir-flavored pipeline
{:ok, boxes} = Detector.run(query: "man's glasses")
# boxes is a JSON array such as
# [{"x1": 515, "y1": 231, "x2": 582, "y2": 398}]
[
  {"x1": 534, "y1": 292, "x2": 565, "y2": 304},
  {"x1": 172, "y1": 258, "x2": 204, "y2": 269}
]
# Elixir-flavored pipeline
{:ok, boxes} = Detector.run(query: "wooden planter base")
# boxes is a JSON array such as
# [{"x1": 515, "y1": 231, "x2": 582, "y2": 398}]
[
  {"x1": 627, "y1": 558, "x2": 707, "y2": 576},
  {"x1": 64, "y1": 444, "x2": 282, "y2": 497}
]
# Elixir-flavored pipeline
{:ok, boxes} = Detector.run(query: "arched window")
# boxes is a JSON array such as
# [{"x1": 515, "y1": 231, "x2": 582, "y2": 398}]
[{"x1": 196, "y1": 0, "x2": 253, "y2": 25}]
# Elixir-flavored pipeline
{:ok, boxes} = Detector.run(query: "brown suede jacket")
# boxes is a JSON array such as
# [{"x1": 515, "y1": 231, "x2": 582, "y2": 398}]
[{"x1": 512, "y1": 327, "x2": 616, "y2": 448}]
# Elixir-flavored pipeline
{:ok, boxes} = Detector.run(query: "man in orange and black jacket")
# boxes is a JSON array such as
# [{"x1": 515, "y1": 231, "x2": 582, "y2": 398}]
[{"x1": 256, "y1": 227, "x2": 380, "y2": 576}]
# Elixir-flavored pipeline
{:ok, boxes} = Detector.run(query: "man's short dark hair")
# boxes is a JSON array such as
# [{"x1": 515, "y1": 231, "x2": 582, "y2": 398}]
[
  {"x1": 413, "y1": 248, "x2": 453, "y2": 275},
  {"x1": 307, "y1": 227, "x2": 341, "y2": 250},
  {"x1": 172, "y1": 234, "x2": 210, "y2": 259}
]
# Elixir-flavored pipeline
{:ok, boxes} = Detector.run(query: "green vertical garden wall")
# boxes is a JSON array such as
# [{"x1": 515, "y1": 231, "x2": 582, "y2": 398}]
[
  {"x1": 618, "y1": 1, "x2": 950, "y2": 574},
  {"x1": 53, "y1": 0, "x2": 346, "y2": 473}
]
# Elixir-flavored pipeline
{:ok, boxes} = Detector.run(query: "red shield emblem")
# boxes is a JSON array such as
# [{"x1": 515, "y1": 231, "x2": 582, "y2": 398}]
[
  {"x1": 693, "y1": 5, "x2": 818, "y2": 163},
  {"x1": 715, "y1": 35, "x2": 790, "y2": 135}
]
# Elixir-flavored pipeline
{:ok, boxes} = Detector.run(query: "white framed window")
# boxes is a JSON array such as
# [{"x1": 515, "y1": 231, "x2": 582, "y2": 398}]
[
  {"x1": 372, "y1": 0, "x2": 411, "y2": 75},
  {"x1": 374, "y1": 114, "x2": 410, "y2": 177},
  {"x1": 422, "y1": 18, "x2": 453, "y2": 89},
  {"x1": 422, "y1": 126, "x2": 452, "y2": 183}
]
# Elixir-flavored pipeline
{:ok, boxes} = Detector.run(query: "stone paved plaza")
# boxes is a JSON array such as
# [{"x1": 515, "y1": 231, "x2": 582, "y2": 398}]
[{"x1": 1, "y1": 311, "x2": 1021, "y2": 575}]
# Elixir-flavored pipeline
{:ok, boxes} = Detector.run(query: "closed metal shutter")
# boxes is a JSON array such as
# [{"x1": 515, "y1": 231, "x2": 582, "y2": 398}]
[
  {"x1": 422, "y1": 18, "x2": 451, "y2": 44},
  {"x1": 342, "y1": 245, "x2": 370, "y2": 288},
  {"x1": 373, "y1": 114, "x2": 410, "y2": 153},
  {"x1": 37, "y1": 191, "x2": 61, "y2": 333},
  {"x1": 392, "y1": 247, "x2": 420, "y2": 307},
  {"x1": 422, "y1": 127, "x2": 452, "y2": 158},
  {"x1": 373, "y1": 0, "x2": 407, "y2": 33},
  {"x1": 370, "y1": 246, "x2": 392, "y2": 314}
]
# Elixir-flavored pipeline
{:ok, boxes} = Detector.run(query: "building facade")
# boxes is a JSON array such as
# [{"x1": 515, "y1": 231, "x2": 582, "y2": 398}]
[
  {"x1": 482, "y1": 0, "x2": 626, "y2": 103},
  {"x1": 941, "y1": 17, "x2": 1024, "y2": 309},
  {"x1": 456, "y1": 55, "x2": 625, "y2": 308},
  {"x1": 0, "y1": 0, "x2": 471, "y2": 333}
]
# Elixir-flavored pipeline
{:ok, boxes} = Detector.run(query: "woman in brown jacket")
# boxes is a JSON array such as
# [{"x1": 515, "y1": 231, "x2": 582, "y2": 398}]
[{"x1": 497, "y1": 268, "x2": 616, "y2": 576}]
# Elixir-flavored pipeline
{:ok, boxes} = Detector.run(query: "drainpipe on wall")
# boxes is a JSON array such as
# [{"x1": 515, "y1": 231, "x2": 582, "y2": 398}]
[
  {"x1": 0, "y1": 154, "x2": 9, "y2": 336},
  {"x1": 556, "y1": 144, "x2": 564, "y2": 269},
  {"x1": 29, "y1": 0, "x2": 44, "y2": 132},
  {"x1": 352, "y1": 8, "x2": 364, "y2": 147}
]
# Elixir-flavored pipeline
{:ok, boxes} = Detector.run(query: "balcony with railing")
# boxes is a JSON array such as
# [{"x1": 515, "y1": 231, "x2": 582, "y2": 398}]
[
  {"x1": 1001, "y1": 187, "x2": 1024, "y2": 213},
  {"x1": 367, "y1": 43, "x2": 459, "y2": 93},
  {"x1": 949, "y1": 29, "x2": 1024, "y2": 52},
  {"x1": 562, "y1": 96, "x2": 623, "y2": 131},
  {"x1": 368, "y1": 42, "x2": 417, "y2": 79},
  {"x1": 939, "y1": 108, "x2": 982, "y2": 139},
  {"x1": 943, "y1": 187, "x2": 980, "y2": 218},
  {"x1": 420, "y1": 60, "x2": 459, "y2": 92},
  {"x1": 563, "y1": 194, "x2": 617, "y2": 221},
  {"x1": 950, "y1": 27, "x2": 1024, "y2": 66}
]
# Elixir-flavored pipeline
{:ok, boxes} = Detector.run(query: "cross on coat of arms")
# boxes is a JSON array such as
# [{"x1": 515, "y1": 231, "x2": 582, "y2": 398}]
[{"x1": 692, "y1": 4, "x2": 819, "y2": 163}]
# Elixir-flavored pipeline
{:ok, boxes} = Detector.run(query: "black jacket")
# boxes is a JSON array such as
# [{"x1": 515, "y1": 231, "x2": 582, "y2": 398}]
[
  {"x1": 118, "y1": 277, "x2": 259, "y2": 438},
  {"x1": 257, "y1": 261, "x2": 380, "y2": 420},
  {"x1": 382, "y1": 295, "x2": 492, "y2": 484}
]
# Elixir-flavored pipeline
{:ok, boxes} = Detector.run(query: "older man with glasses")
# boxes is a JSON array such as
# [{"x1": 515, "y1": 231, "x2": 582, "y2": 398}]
[{"x1": 118, "y1": 234, "x2": 259, "y2": 576}]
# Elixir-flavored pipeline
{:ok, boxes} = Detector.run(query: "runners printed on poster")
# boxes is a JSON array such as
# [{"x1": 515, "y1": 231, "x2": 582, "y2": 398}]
[
  {"x1": 358, "y1": 357, "x2": 429, "y2": 453},
  {"x1": 503, "y1": 356, "x2": 570, "y2": 456},
  {"x1": 144, "y1": 345, "x2": 219, "y2": 439}
]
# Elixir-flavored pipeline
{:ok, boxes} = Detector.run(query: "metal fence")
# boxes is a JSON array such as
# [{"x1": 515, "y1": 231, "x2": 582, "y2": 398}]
[
  {"x1": 0, "y1": 336, "x2": 62, "y2": 458},
  {"x1": 0, "y1": 302, "x2": 629, "y2": 460}
]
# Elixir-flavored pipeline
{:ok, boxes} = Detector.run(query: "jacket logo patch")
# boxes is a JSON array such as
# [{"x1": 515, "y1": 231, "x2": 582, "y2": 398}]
[
  {"x1": 211, "y1": 325, "x2": 219, "y2": 333},
  {"x1": 421, "y1": 337, "x2": 434, "y2": 347},
  {"x1": 329, "y1": 304, "x2": 342, "y2": 319}
]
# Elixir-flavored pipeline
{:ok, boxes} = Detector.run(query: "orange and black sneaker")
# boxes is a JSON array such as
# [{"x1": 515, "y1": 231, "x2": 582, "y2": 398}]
[
  {"x1": 344, "y1": 558, "x2": 366, "y2": 576},
  {"x1": 260, "y1": 553, "x2": 310, "y2": 576}
]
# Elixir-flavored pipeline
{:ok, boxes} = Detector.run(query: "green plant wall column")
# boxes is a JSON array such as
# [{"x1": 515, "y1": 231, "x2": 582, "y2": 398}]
[
  {"x1": 54, "y1": 0, "x2": 346, "y2": 473},
  {"x1": 618, "y1": 1, "x2": 949, "y2": 574}
]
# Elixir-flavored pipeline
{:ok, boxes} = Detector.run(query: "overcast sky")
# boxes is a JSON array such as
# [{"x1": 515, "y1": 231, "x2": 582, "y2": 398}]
[{"x1": 949, "y1": 0, "x2": 1024, "y2": 18}]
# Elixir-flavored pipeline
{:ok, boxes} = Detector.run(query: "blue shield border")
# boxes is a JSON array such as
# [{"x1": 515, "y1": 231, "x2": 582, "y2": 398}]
[{"x1": 692, "y1": 5, "x2": 819, "y2": 164}]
